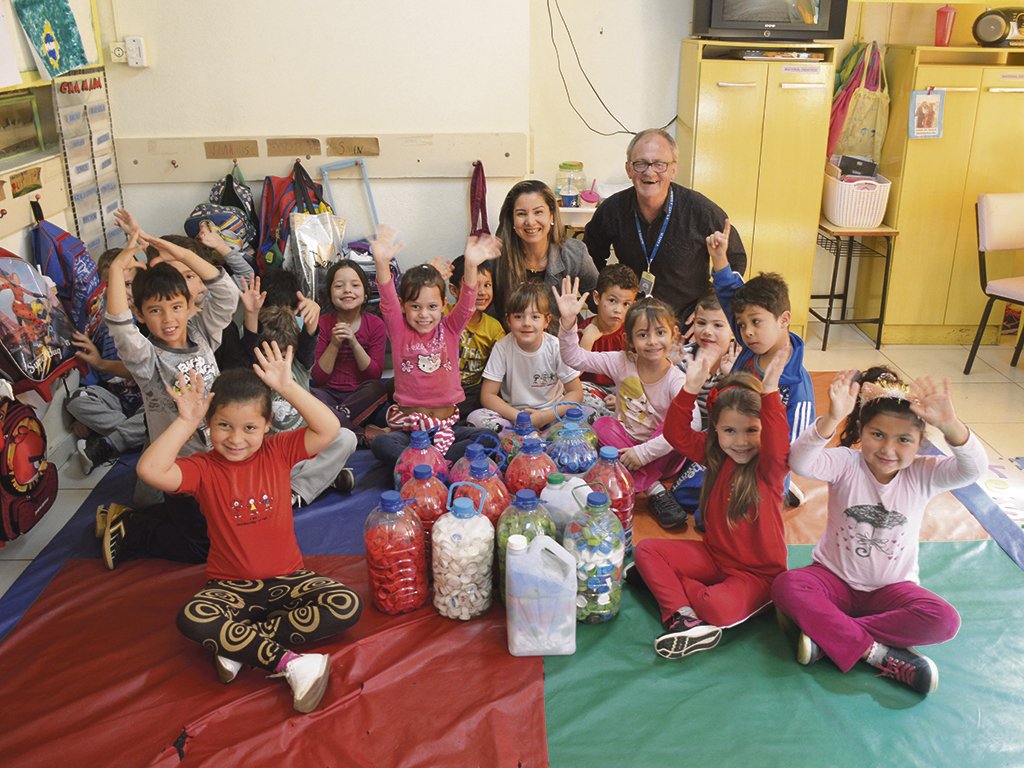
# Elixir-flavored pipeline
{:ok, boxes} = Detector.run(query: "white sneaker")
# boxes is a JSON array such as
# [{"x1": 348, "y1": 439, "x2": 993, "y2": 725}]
[
  {"x1": 276, "y1": 653, "x2": 330, "y2": 713},
  {"x1": 214, "y1": 654, "x2": 243, "y2": 684}
]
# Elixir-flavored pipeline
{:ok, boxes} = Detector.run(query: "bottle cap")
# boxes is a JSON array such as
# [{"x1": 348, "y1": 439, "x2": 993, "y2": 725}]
[
  {"x1": 380, "y1": 490, "x2": 405, "y2": 513},
  {"x1": 565, "y1": 406, "x2": 584, "y2": 422},
  {"x1": 559, "y1": 161, "x2": 584, "y2": 171},
  {"x1": 547, "y1": 472, "x2": 565, "y2": 485},
  {"x1": 469, "y1": 458, "x2": 491, "y2": 478},
  {"x1": 587, "y1": 491, "x2": 609, "y2": 508},
  {"x1": 464, "y1": 443, "x2": 484, "y2": 460},
  {"x1": 413, "y1": 464, "x2": 432, "y2": 480},
  {"x1": 515, "y1": 411, "x2": 533, "y2": 427},
  {"x1": 599, "y1": 446, "x2": 619, "y2": 460},
  {"x1": 451, "y1": 497, "x2": 477, "y2": 519},
  {"x1": 410, "y1": 430, "x2": 430, "y2": 448},
  {"x1": 513, "y1": 489, "x2": 539, "y2": 509},
  {"x1": 506, "y1": 534, "x2": 528, "y2": 553},
  {"x1": 520, "y1": 438, "x2": 543, "y2": 455}
]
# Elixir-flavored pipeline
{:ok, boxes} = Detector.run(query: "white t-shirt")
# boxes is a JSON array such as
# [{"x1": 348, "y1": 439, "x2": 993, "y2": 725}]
[{"x1": 482, "y1": 333, "x2": 580, "y2": 411}]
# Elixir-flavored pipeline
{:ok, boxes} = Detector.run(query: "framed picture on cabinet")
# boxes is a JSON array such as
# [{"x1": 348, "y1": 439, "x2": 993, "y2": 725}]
[{"x1": 908, "y1": 90, "x2": 944, "y2": 140}]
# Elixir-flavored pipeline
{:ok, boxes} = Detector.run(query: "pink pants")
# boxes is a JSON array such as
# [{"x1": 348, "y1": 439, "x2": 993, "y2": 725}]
[
  {"x1": 634, "y1": 537, "x2": 773, "y2": 627},
  {"x1": 771, "y1": 562, "x2": 961, "y2": 672},
  {"x1": 592, "y1": 416, "x2": 685, "y2": 493}
]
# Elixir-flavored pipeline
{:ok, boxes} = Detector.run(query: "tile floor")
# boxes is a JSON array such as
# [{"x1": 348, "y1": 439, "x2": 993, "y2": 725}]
[{"x1": 2, "y1": 322, "x2": 1022, "y2": 602}]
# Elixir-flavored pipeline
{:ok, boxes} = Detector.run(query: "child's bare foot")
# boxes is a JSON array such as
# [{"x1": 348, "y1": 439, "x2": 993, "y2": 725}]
[{"x1": 362, "y1": 424, "x2": 390, "y2": 447}]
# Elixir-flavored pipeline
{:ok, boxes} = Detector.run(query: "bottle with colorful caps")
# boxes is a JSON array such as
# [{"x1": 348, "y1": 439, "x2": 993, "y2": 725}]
[
  {"x1": 432, "y1": 485, "x2": 495, "y2": 620},
  {"x1": 394, "y1": 430, "x2": 448, "y2": 490},
  {"x1": 562, "y1": 491, "x2": 625, "y2": 623},
  {"x1": 452, "y1": 458, "x2": 510, "y2": 526},
  {"x1": 500, "y1": 410, "x2": 539, "y2": 465},
  {"x1": 450, "y1": 442, "x2": 501, "y2": 484},
  {"x1": 584, "y1": 446, "x2": 636, "y2": 554},
  {"x1": 545, "y1": 405, "x2": 598, "y2": 475},
  {"x1": 364, "y1": 490, "x2": 429, "y2": 615},
  {"x1": 495, "y1": 489, "x2": 556, "y2": 598},
  {"x1": 505, "y1": 437, "x2": 557, "y2": 496},
  {"x1": 400, "y1": 464, "x2": 448, "y2": 575}
]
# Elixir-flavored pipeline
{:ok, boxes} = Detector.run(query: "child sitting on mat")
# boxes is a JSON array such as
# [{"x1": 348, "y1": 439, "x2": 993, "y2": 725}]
[
  {"x1": 632, "y1": 349, "x2": 789, "y2": 660},
  {"x1": 136, "y1": 341, "x2": 362, "y2": 714},
  {"x1": 771, "y1": 367, "x2": 986, "y2": 695}
]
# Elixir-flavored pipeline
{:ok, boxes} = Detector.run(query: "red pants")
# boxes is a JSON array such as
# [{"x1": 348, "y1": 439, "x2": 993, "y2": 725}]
[{"x1": 634, "y1": 538, "x2": 773, "y2": 627}]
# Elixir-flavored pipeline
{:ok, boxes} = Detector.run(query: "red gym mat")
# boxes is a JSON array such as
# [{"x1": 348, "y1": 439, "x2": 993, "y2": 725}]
[{"x1": 0, "y1": 556, "x2": 547, "y2": 767}]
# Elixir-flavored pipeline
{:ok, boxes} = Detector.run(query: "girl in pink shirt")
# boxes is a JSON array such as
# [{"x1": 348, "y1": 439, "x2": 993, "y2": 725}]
[
  {"x1": 368, "y1": 225, "x2": 501, "y2": 463},
  {"x1": 772, "y1": 367, "x2": 986, "y2": 695}
]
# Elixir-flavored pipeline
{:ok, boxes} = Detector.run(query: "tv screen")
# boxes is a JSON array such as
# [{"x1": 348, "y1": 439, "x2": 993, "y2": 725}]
[{"x1": 694, "y1": 0, "x2": 848, "y2": 41}]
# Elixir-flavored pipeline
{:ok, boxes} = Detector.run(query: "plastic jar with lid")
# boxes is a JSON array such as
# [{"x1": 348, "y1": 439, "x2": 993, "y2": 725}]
[{"x1": 556, "y1": 161, "x2": 586, "y2": 208}]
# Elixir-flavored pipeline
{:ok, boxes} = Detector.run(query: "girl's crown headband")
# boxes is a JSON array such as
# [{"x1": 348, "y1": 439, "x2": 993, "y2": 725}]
[{"x1": 859, "y1": 380, "x2": 913, "y2": 405}]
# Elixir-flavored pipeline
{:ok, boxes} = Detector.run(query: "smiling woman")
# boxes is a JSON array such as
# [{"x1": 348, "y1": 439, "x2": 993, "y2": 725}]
[{"x1": 492, "y1": 180, "x2": 598, "y2": 327}]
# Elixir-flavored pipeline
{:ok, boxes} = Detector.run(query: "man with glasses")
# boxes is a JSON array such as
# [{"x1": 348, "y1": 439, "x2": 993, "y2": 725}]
[{"x1": 584, "y1": 128, "x2": 746, "y2": 330}]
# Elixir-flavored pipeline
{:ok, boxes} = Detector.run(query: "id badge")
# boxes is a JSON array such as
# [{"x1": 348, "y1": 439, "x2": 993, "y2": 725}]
[{"x1": 639, "y1": 270, "x2": 656, "y2": 297}]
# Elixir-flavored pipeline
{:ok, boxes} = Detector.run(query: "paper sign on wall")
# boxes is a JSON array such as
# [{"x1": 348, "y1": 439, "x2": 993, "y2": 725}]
[
  {"x1": 11, "y1": 0, "x2": 88, "y2": 79},
  {"x1": 909, "y1": 90, "x2": 944, "y2": 139}
]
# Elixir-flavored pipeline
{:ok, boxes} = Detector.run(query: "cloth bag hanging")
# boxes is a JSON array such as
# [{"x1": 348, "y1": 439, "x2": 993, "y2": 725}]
[
  {"x1": 470, "y1": 161, "x2": 490, "y2": 236},
  {"x1": 828, "y1": 42, "x2": 889, "y2": 162}
]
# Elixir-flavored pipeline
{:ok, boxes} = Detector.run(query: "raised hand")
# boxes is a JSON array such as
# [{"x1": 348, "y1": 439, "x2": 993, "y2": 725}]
[
  {"x1": 295, "y1": 291, "x2": 320, "y2": 332},
  {"x1": 718, "y1": 340, "x2": 739, "y2": 376},
  {"x1": 430, "y1": 256, "x2": 454, "y2": 281},
  {"x1": 683, "y1": 347, "x2": 713, "y2": 394},
  {"x1": 909, "y1": 376, "x2": 957, "y2": 429},
  {"x1": 705, "y1": 218, "x2": 731, "y2": 270},
  {"x1": 761, "y1": 349, "x2": 785, "y2": 393},
  {"x1": 111, "y1": 230, "x2": 147, "y2": 273},
  {"x1": 464, "y1": 233, "x2": 502, "y2": 267},
  {"x1": 196, "y1": 221, "x2": 230, "y2": 254},
  {"x1": 252, "y1": 340, "x2": 295, "y2": 393},
  {"x1": 369, "y1": 224, "x2": 405, "y2": 267},
  {"x1": 167, "y1": 370, "x2": 210, "y2": 426},
  {"x1": 552, "y1": 276, "x2": 589, "y2": 329},
  {"x1": 239, "y1": 275, "x2": 266, "y2": 314},
  {"x1": 828, "y1": 369, "x2": 861, "y2": 423},
  {"x1": 113, "y1": 208, "x2": 145, "y2": 239}
]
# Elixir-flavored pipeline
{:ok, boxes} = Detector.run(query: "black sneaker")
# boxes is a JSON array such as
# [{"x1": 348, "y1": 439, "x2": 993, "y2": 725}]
[
  {"x1": 797, "y1": 632, "x2": 825, "y2": 666},
  {"x1": 101, "y1": 504, "x2": 133, "y2": 570},
  {"x1": 333, "y1": 467, "x2": 355, "y2": 493},
  {"x1": 648, "y1": 490, "x2": 688, "y2": 530},
  {"x1": 654, "y1": 612, "x2": 722, "y2": 660},
  {"x1": 623, "y1": 561, "x2": 647, "y2": 591},
  {"x1": 78, "y1": 436, "x2": 117, "y2": 476},
  {"x1": 785, "y1": 483, "x2": 806, "y2": 509},
  {"x1": 875, "y1": 647, "x2": 938, "y2": 694}
]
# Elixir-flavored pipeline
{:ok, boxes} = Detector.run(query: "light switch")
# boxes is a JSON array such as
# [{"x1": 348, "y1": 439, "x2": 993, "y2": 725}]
[{"x1": 125, "y1": 36, "x2": 147, "y2": 68}]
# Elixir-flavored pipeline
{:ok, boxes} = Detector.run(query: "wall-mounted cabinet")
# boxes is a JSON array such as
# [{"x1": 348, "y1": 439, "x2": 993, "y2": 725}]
[{"x1": 677, "y1": 40, "x2": 836, "y2": 333}]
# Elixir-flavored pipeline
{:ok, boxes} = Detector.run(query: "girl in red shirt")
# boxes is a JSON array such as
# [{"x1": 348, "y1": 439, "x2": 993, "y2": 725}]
[{"x1": 633, "y1": 350, "x2": 789, "y2": 660}]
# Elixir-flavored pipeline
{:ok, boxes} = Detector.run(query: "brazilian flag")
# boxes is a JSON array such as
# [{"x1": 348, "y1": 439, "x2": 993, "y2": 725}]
[{"x1": 12, "y1": 0, "x2": 88, "y2": 79}]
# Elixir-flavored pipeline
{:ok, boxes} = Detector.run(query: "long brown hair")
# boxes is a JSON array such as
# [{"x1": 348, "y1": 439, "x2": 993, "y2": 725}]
[
  {"x1": 493, "y1": 180, "x2": 564, "y2": 318},
  {"x1": 699, "y1": 372, "x2": 764, "y2": 526},
  {"x1": 839, "y1": 366, "x2": 924, "y2": 447}
]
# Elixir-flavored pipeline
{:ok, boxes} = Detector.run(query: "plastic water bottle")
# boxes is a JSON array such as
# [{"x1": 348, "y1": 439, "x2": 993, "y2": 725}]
[
  {"x1": 394, "y1": 430, "x2": 448, "y2": 489},
  {"x1": 364, "y1": 491, "x2": 428, "y2": 615},
  {"x1": 505, "y1": 438, "x2": 557, "y2": 496},
  {"x1": 500, "y1": 410, "x2": 538, "y2": 465},
  {"x1": 584, "y1": 446, "x2": 636, "y2": 554},
  {"x1": 450, "y1": 441, "x2": 502, "y2": 484},
  {"x1": 506, "y1": 533, "x2": 577, "y2": 656},
  {"x1": 563, "y1": 491, "x2": 625, "y2": 623},
  {"x1": 452, "y1": 459, "x2": 511, "y2": 526},
  {"x1": 433, "y1": 488, "x2": 494, "y2": 620},
  {"x1": 495, "y1": 489, "x2": 556, "y2": 597},
  {"x1": 541, "y1": 472, "x2": 590, "y2": 540},
  {"x1": 400, "y1": 464, "x2": 448, "y2": 574},
  {"x1": 545, "y1": 406, "x2": 598, "y2": 475}
]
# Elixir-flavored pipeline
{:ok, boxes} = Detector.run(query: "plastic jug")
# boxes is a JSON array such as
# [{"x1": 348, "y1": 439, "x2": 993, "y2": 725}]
[
  {"x1": 505, "y1": 437, "x2": 557, "y2": 496},
  {"x1": 452, "y1": 459, "x2": 510, "y2": 525},
  {"x1": 495, "y1": 489, "x2": 556, "y2": 595},
  {"x1": 450, "y1": 439, "x2": 502, "y2": 483},
  {"x1": 400, "y1": 464, "x2": 448, "y2": 574},
  {"x1": 563, "y1": 491, "x2": 625, "y2": 623},
  {"x1": 500, "y1": 410, "x2": 539, "y2": 465},
  {"x1": 364, "y1": 490, "x2": 429, "y2": 615},
  {"x1": 541, "y1": 472, "x2": 590, "y2": 540},
  {"x1": 394, "y1": 430, "x2": 448, "y2": 490},
  {"x1": 505, "y1": 533, "x2": 577, "y2": 656},
  {"x1": 584, "y1": 446, "x2": 636, "y2": 554},
  {"x1": 432, "y1": 486, "x2": 494, "y2": 620},
  {"x1": 545, "y1": 405, "x2": 598, "y2": 475}
]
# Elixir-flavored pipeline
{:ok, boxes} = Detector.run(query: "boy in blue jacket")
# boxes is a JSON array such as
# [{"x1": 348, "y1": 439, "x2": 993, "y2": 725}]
[{"x1": 707, "y1": 221, "x2": 814, "y2": 505}]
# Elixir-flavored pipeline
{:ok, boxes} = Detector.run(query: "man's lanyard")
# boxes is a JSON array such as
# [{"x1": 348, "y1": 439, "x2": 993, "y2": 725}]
[{"x1": 634, "y1": 187, "x2": 674, "y2": 271}]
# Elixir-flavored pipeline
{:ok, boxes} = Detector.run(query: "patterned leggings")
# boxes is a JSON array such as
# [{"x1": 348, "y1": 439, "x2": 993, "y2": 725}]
[{"x1": 176, "y1": 570, "x2": 362, "y2": 672}]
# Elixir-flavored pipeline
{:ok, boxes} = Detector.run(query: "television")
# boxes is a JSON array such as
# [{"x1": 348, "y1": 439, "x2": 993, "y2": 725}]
[{"x1": 693, "y1": 0, "x2": 849, "y2": 41}]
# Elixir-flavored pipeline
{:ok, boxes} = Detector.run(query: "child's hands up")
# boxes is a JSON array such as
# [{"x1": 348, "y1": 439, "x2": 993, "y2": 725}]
[
  {"x1": 761, "y1": 350, "x2": 785, "y2": 393},
  {"x1": 430, "y1": 256, "x2": 454, "y2": 281},
  {"x1": 239, "y1": 275, "x2": 266, "y2": 314},
  {"x1": 705, "y1": 218, "x2": 731, "y2": 269},
  {"x1": 113, "y1": 208, "x2": 145, "y2": 239},
  {"x1": 909, "y1": 376, "x2": 957, "y2": 428},
  {"x1": 110, "y1": 231, "x2": 147, "y2": 273},
  {"x1": 196, "y1": 221, "x2": 230, "y2": 254},
  {"x1": 552, "y1": 276, "x2": 589, "y2": 329},
  {"x1": 167, "y1": 370, "x2": 210, "y2": 426},
  {"x1": 295, "y1": 291, "x2": 320, "y2": 332},
  {"x1": 828, "y1": 369, "x2": 861, "y2": 422},
  {"x1": 369, "y1": 225, "x2": 405, "y2": 266},
  {"x1": 719, "y1": 340, "x2": 739, "y2": 376},
  {"x1": 464, "y1": 234, "x2": 502, "y2": 266},
  {"x1": 683, "y1": 348, "x2": 713, "y2": 394},
  {"x1": 252, "y1": 341, "x2": 295, "y2": 393}
]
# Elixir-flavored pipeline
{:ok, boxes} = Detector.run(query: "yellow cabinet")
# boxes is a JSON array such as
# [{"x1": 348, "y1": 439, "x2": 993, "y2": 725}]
[
  {"x1": 856, "y1": 46, "x2": 1024, "y2": 344},
  {"x1": 678, "y1": 40, "x2": 835, "y2": 332}
]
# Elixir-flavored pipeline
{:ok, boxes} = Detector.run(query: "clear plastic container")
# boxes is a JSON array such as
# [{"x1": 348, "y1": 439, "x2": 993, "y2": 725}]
[
  {"x1": 499, "y1": 411, "x2": 539, "y2": 466},
  {"x1": 506, "y1": 533, "x2": 577, "y2": 656},
  {"x1": 540, "y1": 472, "x2": 590, "y2": 540},
  {"x1": 563, "y1": 491, "x2": 625, "y2": 623},
  {"x1": 432, "y1": 490, "x2": 495, "y2": 620},
  {"x1": 394, "y1": 430, "x2": 448, "y2": 490},
  {"x1": 545, "y1": 405, "x2": 598, "y2": 475},
  {"x1": 452, "y1": 459, "x2": 511, "y2": 526},
  {"x1": 505, "y1": 437, "x2": 557, "y2": 496},
  {"x1": 556, "y1": 161, "x2": 586, "y2": 208},
  {"x1": 495, "y1": 489, "x2": 556, "y2": 597},
  {"x1": 400, "y1": 464, "x2": 448, "y2": 575},
  {"x1": 364, "y1": 490, "x2": 429, "y2": 615},
  {"x1": 584, "y1": 446, "x2": 636, "y2": 555}
]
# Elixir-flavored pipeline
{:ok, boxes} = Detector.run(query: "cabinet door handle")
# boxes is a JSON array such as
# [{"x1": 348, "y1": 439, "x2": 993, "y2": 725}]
[
  {"x1": 716, "y1": 82, "x2": 758, "y2": 88},
  {"x1": 927, "y1": 86, "x2": 979, "y2": 92},
  {"x1": 988, "y1": 87, "x2": 1024, "y2": 93},
  {"x1": 780, "y1": 83, "x2": 826, "y2": 89}
]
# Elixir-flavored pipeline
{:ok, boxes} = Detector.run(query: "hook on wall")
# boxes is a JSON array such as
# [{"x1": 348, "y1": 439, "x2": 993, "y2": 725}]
[
  {"x1": 0, "y1": 209, "x2": 7, "y2": 219},
  {"x1": 170, "y1": 159, "x2": 179, "y2": 168},
  {"x1": 34, "y1": 193, "x2": 41, "y2": 201}
]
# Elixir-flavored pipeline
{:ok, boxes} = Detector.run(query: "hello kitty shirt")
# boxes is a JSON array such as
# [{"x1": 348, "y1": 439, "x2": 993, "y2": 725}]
[
  {"x1": 789, "y1": 424, "x2": 986, "y2": 591},
  {"x1": 378, "y1": 278, "x2": 476, "y2": 409}
]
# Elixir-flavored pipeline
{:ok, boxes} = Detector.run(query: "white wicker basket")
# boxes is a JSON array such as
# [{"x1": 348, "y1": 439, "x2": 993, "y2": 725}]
[{"x1": 822, "y1": 164, "x2": 891, "y2": 228}]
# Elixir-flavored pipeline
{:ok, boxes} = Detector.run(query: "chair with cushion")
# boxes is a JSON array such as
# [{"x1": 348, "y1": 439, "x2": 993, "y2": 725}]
[{"x1": 964, "y1": 192, "x2": 1024, "y2": 375}]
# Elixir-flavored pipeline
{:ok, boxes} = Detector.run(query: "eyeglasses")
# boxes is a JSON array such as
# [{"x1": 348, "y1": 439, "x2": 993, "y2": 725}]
[{"x1": 630, "y1": 160, "x2": 674, "y2": 173}]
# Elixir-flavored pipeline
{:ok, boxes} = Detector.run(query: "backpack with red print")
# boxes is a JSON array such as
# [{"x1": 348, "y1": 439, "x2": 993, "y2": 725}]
[{"x1": 0, "y1": 385, "x2": 58, "y2": 543}]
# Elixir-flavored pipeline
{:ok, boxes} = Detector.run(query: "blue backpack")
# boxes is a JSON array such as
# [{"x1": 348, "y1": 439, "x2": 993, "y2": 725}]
[{"x1": 183, "y1": 203, "x2": 257, "y2": 266}]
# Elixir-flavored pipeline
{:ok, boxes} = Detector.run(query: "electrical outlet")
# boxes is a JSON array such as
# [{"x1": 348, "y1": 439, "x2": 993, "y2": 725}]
[
  {"x1": 109, "y1": 41, "x2": 127, "y2": 63},
  {"x1": 125, "y1": 35, "x2": 147, "y2": 68}
]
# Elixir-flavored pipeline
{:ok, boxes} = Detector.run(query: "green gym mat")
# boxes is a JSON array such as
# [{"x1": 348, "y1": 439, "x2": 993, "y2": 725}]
[{"x1": 544, "y1": 541, "x2": 1024, "y2": 768}]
